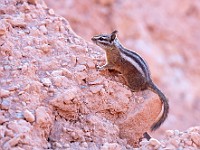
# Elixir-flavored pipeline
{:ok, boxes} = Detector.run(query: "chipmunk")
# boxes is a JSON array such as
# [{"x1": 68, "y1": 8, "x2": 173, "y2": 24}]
[{"x1": 91, "y1": 30, "x2": 169, "y2": 132}]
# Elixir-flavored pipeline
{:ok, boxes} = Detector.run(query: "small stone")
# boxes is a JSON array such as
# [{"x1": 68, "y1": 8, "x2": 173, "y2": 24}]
[
  {"x1": 51, "y1": 70, "x2": 63, "y2": 76},
  {"x1": 40, "y1": 44, "x2": 50, "y2": 54},
  {"x1": 47, "y1": 142, "x2": 51, "y2": 149},
  {"x1": 1, "y1": 98, "x2": 11, "y2": 110},
  {"x1": 77, "y1": 56, "x2": 87, "y2": 65},
  {"x1": 100, "y1": 142, "x2": 122, "y2": 150},
  {"x1": 35, "y1": 106, "x2": 52, "y2": 127},
  {"x1": 62, "y1": 127, "x2": 67, "y2": 132},
  {"x1": 22, "y1": 102, "x2": 26, "y2": 106},
  {"x1": 61, "y1": 68, "x2": 73, "y2": 78},
  {"x1": 70, "y1": 45, "x2": 86, "y2": 53},
  {"x1": 0, "y1": 19, "x2": 7, "y2": 36},
  {"x1": 75, "y1": 65, "x2": 86, "y2": 72},
  {"x1": 191, "y1": 132, "x2": 200, "y2": 147},
  {"x1": 164, "y1": 144, "x2": 176, "y2": 149},
  {"x1": 3, "y1": 136, "x2": 20, "y2": 149},
  {"x1": 0, "y1": 126, "x2": 5, "y2": 138},
  {"x1": 0, "y1": 115, "x2": 8, "y2": 124},
  {"x1": 28, "y1": 0, "x2": 37, "y2": 5},
  {"x1": 149, "y1": 138, "x2": 161, "y2": 147},
  {"x1": 54, "y1": 142, "x2": 62, "y2": 148},
  {"x1": 48, "y1": 9, "x2": 55, "y2": 15},
  {"x1": 5, "y1": 129, "x2": 14, "y2": 138},
  {"x1": 174, "y1": 130, "x2": 180, "y2": 136},
  {"x1": 165, "y1": 130, "x2": 174, "y2": 137},
  {"x1": 41, "y1": 78, "x2": 52, "y2": 87},
  {"x1": 9, "y1": 19, "x2": 27, "y2": 28},
  {"x1": 90, "y1": 85, "x2": 104, "y2": 94},
  {"x1": 63, "y1": 143, "x2": 70, "y2": 148},
  {"x1": 23, "y1": 109, "x2": 35, "y2": 123},
  {"x1": 15, "y1": 112, "x2": 24, "y2": 119},
  {"x1": 0, "y1": 89, "x2": 10, "y2": 98},
  {"x1": 88, "y1": 77, "x2": 104, "y2": 85},
  {"x1": 97, "y1": 0, "x2": 115, "y2": 6},
  {"x1": 170, "y1": 138, "x2": 180, "y2": 147},
  {"x1": 52, "y1": 76, "x2": 66, "y2": 87},
  {"x1": 71, "y1": 55, "x2": 77, "y2": 67},
  {"x1": 39, "y1": 25, "x2": 48, "y2": 34},
  {"x1": 0, "y1": 29, "x2": 6, "y2": 36},
  {"x1": 4, "y1": 65, "x2": 12, "y2": 70},
  {"x1": 81, "y1": 142, "x2": 88, "y2": 148},
  {"x1": 71, "y1": 132, "x2": 78, "y2": 140},
  {"x1": 184, "y1": 140, "x2": 192, "y2": 146},
  {"x1": 87, "y1": 61, "x2": 96, "y2": 68}
]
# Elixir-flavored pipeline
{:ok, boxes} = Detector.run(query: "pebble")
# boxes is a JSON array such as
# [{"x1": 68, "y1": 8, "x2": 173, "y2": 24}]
[
  {"x1": 174, "y1": 130, "x2": 180, "y2": 136},
  {"x1": 5, "y1": 129, "x2": 14, "y2": 138},
  {"x1": 40, "y1": 44, "x2": 50, "y2": 54},
  {"x1": 71, "y1": 131, "x2": 79, "y2": 140},
  {"x1": 170, "y1": 138, "x2": 180, "y2": 147},
  {"x1": 0, "y1": 115, "x2": 8, "y2": 124},
  {"x1": 63, "y1": 143, "x2": 70, "y2": 148},
  {"x1": 52, "y1": 76, "x2": 66, "y2": 87},
  {"x1": 39, "y1": 25, "x2": 48, "y2": 34},
  {"x1": 87, "y1": 60, "x2": 96, "y2": 68},
  {"x1": 15, "y1": 112, "x2": 24, "y2": 119},
  {"x1": 0, "y1": 89, "x2": 10, "y2": 98},
  {"x1": 0, "y1": 29, "x2": 6, "y2": 36},
  {"x1": 81, "y1": 142, "x2": 88, "y2": 148},
  {"x1": 98, "y1": 0, "x2": 115, "y2": 6},
  {"x1": 75, "y1": 65, "x2": 86, "y2": 72},
  {"x1": 9, "y1": 19, "x2": 27, "y2": 28},
  {"x1": 100, "y1": 142, "x2": 122, "y2": 150},
  {"x1": 165, "y1": 130, "x2": 174, "y2": 137},
  {"x1": 54, "y1": 142, "x2": 62, "y2": 148},
  {"x1": 28, "y1": 0, "x2": 37, "y2": 5},
  {"x1": 35, "y1": 106, "x2": 52, "y2": 126},
  {"x1": 77, "y1": 56, "x2": 87, "y2": 65},
  {"x1": 60, "y1": 68, "x2": 72, "y2": 78},
  {"x1": 149, "y1": 138, "x2": 161, "y2": 147},
  {"x1": 88, "y1": 77, "x2": 104, "y2": 85},
  {"x1": 3, "y1": 136, "x2": 20, "y2": 149},
  {"x1": 1, "y1": 98, "x2": 11, "y2": 110},
  {"x1": 90, "y1": 85, "x2": 104, "y2": 94},
  {"x1": 48, "y1": 9, "x2": 55, "y2": 15},
  {"x1": 164, "y1": 144, "x2": 176, "y2": 149},
  {"x1": 51, "y1": 70, "x2": 63, "y2": 76},
  {"x1": 23, "y1": 109, "x2": 35, "y2": 123},
  {"x1": 190, "y1": 132, "x2": 200, "y2": 147},
  {"x1": 184, "y1": 140, "x2": 192, "y2": 146},
  {"x1": 41, "y1": 78, "x2": 52, "y2": 87}
]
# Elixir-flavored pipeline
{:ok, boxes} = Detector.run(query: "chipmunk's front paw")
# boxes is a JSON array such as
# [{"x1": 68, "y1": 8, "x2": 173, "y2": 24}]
[{"x1": 95, "y1": 65, "x2": 105, "y2": 71}]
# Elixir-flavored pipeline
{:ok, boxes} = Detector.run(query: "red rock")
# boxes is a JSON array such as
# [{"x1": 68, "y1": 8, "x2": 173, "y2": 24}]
[
  {"x1": 191, "y1": 132, "x2": 200, "y2": 147},
  {"x1": 35, "y1": 106, "x2": 52, "y2": 127},
  {"x1": 28, "y1": 0, "x2": 37, "y2": 5},
  {"x1": 23, "y1": 109, "x2": 35, "y2": 123},
  {"x1": 0, "y1": 89, "x2": 10, "y2": 98},
  {"x1": 0, "y1": 0, "x2": 199, "y2": 149}
]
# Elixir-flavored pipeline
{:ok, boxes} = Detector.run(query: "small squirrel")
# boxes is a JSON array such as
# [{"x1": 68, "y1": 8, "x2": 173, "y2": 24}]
[{"x1": 91, "y1": 30, "x2": 169, "y2": 131}]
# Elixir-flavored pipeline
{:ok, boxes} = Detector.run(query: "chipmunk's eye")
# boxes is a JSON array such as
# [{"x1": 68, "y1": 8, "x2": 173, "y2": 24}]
[{"x1": 99, "y1": 37, "x2": 104, "y2": 41}]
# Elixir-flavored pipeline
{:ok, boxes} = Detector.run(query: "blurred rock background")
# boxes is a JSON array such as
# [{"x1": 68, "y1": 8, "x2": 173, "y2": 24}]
[{"x1": 44, "y1": 0, "x2": 200, "y2": 138}]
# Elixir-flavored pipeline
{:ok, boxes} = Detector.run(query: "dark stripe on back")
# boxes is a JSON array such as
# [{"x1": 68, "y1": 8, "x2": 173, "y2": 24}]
[{"x1": 120, "y1": 48, "x2": 150, "y2": 79}]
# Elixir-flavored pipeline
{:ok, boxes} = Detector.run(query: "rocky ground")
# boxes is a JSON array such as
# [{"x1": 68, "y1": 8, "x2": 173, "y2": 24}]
[
  {"x1": 0, "y1": 0, "x2": 200, "y2": 149},
  {"x1": 45, "y1": 0, "x2": 200, "y2": 138}
]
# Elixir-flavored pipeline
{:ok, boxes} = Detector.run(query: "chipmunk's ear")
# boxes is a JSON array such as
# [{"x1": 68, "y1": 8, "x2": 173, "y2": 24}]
[{"x1": 111, "y1": 30, "x2": 118, "y2": 41}]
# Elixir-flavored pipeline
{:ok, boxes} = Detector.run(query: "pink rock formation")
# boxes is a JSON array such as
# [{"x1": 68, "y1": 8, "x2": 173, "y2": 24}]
[
  {"x1": 0, "y1": 0, "x2": 199, "y2": 149},
  {"x1": 45, "y1": 0, "x2": 200, "y2": 138}
]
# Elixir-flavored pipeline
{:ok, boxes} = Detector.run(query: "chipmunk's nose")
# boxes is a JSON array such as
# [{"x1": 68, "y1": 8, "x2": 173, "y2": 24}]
[{"x1": 91, "y1": 37, "x2": 96, "y2": 41}]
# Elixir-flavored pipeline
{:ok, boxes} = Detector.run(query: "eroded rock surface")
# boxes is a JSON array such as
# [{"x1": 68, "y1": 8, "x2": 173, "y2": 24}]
[{"x1": 0, "y1": 0, "x2": 199, "y2": 149}]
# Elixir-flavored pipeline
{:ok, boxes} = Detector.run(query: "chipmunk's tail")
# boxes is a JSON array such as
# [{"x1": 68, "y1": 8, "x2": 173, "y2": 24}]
[{"x1": 148, "y1": 82, "x2": 169, "y2": 131}]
